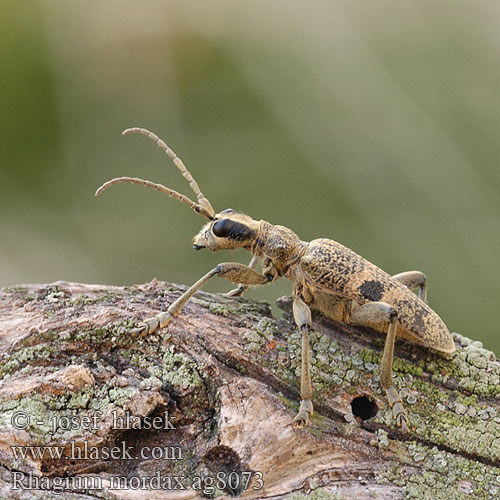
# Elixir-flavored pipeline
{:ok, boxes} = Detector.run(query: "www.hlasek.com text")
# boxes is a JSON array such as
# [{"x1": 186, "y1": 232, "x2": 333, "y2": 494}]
[{"x1": 11, "y1": 440, "x2": 182, "y2": 461}]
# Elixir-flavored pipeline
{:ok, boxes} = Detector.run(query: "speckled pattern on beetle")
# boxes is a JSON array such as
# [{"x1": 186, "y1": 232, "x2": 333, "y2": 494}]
[{"x1": 95, "y1": 127, "x2": 456, "y2": 432}]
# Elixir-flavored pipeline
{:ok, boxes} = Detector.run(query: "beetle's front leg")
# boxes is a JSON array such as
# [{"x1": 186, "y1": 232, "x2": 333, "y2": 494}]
[
  {"x1": 350, "y1": 302, "x2": 409, "y2": 431},
  {"x1": 226, "y1": 255, "x2": 260, "y2": 297},
  {"x1": 289, "y1": 293, "x2": 314, "y2": 427},
  {"x1": 133, "y1": 262, "x2": 270, "y2": 336}
]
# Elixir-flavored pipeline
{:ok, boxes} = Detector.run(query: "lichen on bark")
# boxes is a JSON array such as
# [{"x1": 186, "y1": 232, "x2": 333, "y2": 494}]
[{"x1": 0, "y1": 280, "x2": 499, "y2": 499}]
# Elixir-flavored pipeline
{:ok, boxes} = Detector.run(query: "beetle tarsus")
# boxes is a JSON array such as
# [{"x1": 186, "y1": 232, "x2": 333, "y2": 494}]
[
  {"x1": 290, "y1": 398, "x2": 313, "y2": 427},
  {"x1": 132, "y1": 311, "x2": 173, "y2": 336},
  {"x1": 386, "y1": 386, "x2": 409, "y2": 432}
]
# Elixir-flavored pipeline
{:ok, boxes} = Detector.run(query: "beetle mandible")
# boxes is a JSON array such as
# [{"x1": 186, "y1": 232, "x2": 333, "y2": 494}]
[{"x1": 96, "y1": 127, "x2": 456, "y2": 431}]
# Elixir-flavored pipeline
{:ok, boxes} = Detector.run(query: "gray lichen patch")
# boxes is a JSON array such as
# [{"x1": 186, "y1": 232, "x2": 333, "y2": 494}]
[
  {"x1": 449, "y1": 338, "x2": 500, "y2": 397},
  {"x1": 241, "y1": 316, "x2": 283, "y2": 354},
  {"x1": 369, "y1": 359, "x2": 500, "y2": 464},
  {"x1": 160, "y1": 344, "x2": 204, "y2": 392},
  {"x1": 0, "y1": 396, "x2": 52, "y2": 442},
  {"x1": 0, "y1": 344, "x2": 60, "y2": 380},
  {"x1": 0, "y1": 386, "x2": 99, "y2": 444},
  {"x1": 263, "y1": 322, "x2": 362, "y2": 404},
  {"x1": 376, "y1": 438, "x2": 500, "y2": 500}
]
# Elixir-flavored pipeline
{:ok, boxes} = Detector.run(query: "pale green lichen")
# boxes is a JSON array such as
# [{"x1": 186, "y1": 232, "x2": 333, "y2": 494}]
[
  {"x1": 254, "y1": 317, "x2": 279, "y2": 341},
  {"x1": 66, "y1": 321, "x2": 135, "y2": 344},
  {"x1": 0, "y1": 397, "x2": 50, "y2": 441},
  {"x1": 0, "y1": 344, "x2": 59, "y2": 380},
  {"x1": 108, "y1": 387, "x2": 137, "y2": 406},
  {"x1": 160, "y1": 344, "x2": 203, "y2": 391},
  {"x1": 370, "y1": 428, "x2": 390, "y2": 450},
  {"x1": 0, "y1": 395, "x2": 94, "y2": 444},
  {"x1": 287, "y1": 490, "x2": 345, "y2": 500},
  {"x1": 0, "y1": 376, "x2": 139, "y2": 445},
  {"x1": 376, "y1": 437, "x2": 500, "y2": 500}
]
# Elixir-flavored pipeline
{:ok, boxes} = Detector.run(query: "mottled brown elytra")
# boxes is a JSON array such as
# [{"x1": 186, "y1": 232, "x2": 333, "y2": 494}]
[{"x1": 96, "y1": 127, "x2": 456, "y2": 431}]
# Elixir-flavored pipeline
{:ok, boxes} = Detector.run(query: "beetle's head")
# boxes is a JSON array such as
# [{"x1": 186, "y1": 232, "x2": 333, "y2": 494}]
[{"x1": 192, "y1": 209, "x2": 260, "y2": 252}]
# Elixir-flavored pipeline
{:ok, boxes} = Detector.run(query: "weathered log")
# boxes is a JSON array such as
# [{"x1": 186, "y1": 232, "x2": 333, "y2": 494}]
[{"x1": 0, "y1": 280, "x2": 499, "y2": 500}]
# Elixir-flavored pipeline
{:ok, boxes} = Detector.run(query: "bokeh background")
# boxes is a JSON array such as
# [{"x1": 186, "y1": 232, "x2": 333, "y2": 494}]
[{"x1": 1, "y1": 1, "x2": 499, "y2": 351}]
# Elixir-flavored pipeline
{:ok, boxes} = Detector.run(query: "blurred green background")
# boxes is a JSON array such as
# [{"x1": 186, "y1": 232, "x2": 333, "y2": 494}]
[{"x1": 1, "y1": 1, "x2": 499, "y2": 352}]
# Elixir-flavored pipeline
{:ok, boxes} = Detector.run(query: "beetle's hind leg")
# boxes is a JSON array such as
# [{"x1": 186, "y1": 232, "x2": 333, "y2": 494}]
[
  {"x1": 350, "y1": 302, "x2": 409, "y2": 431},
  {"x1": 392, "y1": 271, "x2": 427, "y2": 303},
  {"x1": 289, "y1": 293, "x2": 314, "y2": 427}
]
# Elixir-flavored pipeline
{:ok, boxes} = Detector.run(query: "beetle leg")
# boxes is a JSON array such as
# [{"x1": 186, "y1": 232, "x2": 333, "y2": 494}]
[
  {"x1": 132, "y1": 262, "x2": 270, "y2": 336},
  {"x1": 350, "y1": 302, "x2": 409, "y2": 432},
  {"x1": 289, "y1": 293, "x2": 314, "y2": 427},
  {"x1": 226, "y1": 255, "x2": 260, "y2": 297},
  {"x1": 392, "y1": 271, "x2": 427, "y2": 303},
  {"x1": 380, "y1": 316, "x2": 409, "y2": 431}
]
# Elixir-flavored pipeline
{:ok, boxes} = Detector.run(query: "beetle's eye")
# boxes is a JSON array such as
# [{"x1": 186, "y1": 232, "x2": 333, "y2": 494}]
[{"x1": 212, "y1": 218, "x2": 234, "y2": 237}]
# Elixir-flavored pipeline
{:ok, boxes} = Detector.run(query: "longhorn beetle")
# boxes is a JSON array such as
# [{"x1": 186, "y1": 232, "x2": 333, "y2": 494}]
[{"x1": 96, "y1": 127, "x2": 456, "y2": 431}]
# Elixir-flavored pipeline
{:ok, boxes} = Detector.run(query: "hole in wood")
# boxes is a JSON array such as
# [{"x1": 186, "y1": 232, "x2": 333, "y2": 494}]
[
  {"x1": 350, "y1": 395, "x2": 378, "y2": 420},
  {"x1": 204, "y1": 445, "x2": 244, "y2": 496}
]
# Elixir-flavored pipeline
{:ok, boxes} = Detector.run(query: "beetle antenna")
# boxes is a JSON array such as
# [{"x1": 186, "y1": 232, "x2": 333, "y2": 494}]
[
  {"x1": 95, "y1": 176, "x2": 213, "y2": 220},
  {"x1": 122, "y1": 127, "x2": 215, "y2": 218}
]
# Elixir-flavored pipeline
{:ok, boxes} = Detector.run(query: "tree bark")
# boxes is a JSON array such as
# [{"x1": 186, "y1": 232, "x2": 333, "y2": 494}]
[{"x1": 0, "y1": 280, "x2": 499, "y2": 500}]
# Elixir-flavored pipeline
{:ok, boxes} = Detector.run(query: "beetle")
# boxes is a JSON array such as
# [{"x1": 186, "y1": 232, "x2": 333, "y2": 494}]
[{"x1": 96, "y1": 127, "x2": 456, "y2": 431}]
